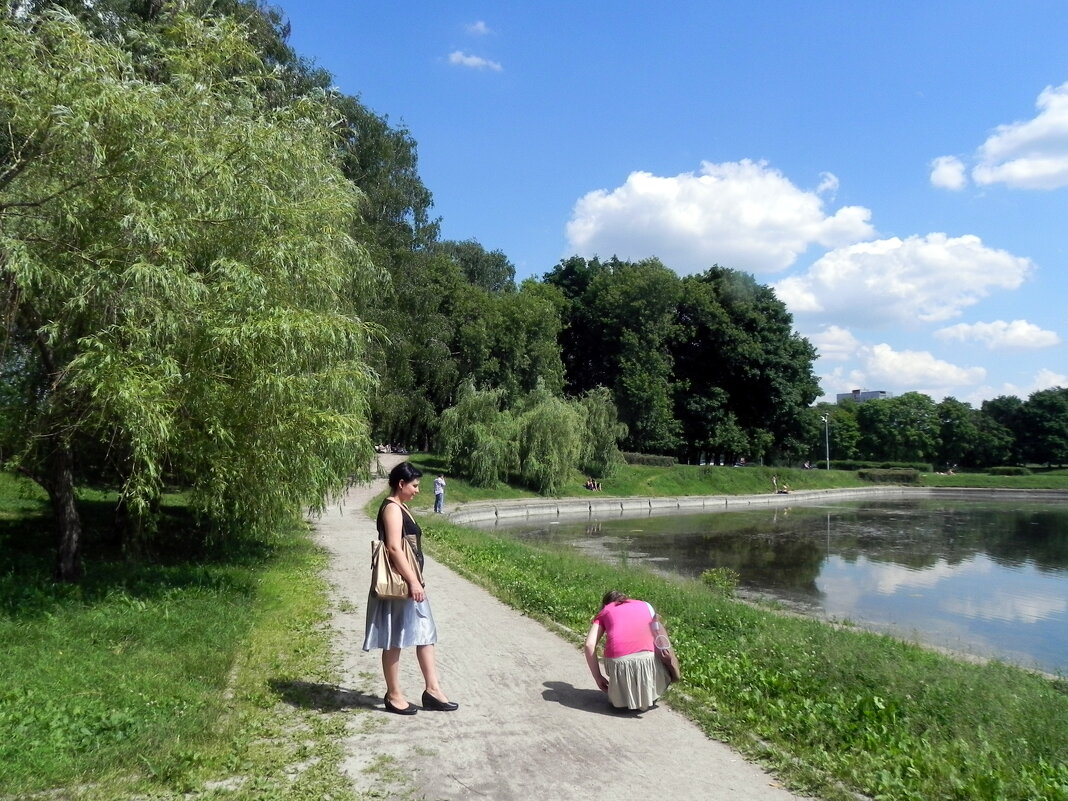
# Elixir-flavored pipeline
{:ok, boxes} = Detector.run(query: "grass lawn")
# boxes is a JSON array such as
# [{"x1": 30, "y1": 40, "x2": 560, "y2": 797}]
[{"x1": 0, "y1": 473, "x2": 356, "y2": 800}]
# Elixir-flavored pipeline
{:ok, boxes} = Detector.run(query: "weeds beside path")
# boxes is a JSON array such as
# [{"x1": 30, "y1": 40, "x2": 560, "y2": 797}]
[{"x1": 311, "y1": 454, "x2": 811, "y2": 801}]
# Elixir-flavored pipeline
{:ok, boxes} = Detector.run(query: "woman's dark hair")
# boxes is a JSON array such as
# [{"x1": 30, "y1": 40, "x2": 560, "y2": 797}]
[
  {"x1": 388, "y1": 461, "x2": 423, "y2": 490},
  {"x1": 602, "y1": 590, "x2": 628, "y2": 606}
]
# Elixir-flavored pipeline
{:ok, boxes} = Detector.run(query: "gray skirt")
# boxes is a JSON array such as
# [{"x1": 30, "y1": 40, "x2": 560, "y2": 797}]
[
  {"x1": 604, "y1": 650, "x2": 670, "y2": 710},
  {"x1": 362, "y1": 592, "x2": 438, "y2": 651}
]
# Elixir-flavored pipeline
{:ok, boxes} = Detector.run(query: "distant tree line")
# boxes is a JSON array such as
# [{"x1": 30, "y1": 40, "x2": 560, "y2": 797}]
[{"x1": 809, "y1": 388, "x2": 1068, "y2": 470}]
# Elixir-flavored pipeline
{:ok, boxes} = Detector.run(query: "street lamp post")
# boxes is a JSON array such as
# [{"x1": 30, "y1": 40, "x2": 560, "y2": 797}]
[{"x1": 821, "y1": 414, "x2": 831, "y2": 470}]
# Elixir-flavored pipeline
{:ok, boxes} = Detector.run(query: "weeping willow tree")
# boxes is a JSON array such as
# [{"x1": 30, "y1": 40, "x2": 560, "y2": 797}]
[
  {"x1": 578, "y1": 386, "x2": 627, "y2": 479},
  {"x1": 515, "y1": 385, "x2": 585, "y2": 496},
  {"x1": 437, "y1": 383, "x2": 516, "y2": 487},
  {"x1": 439, "y1": 381, "x2": 609, "y2": 495},
  {"x1": 0, "y1": 12, "x2": 378, "y2": 579}
]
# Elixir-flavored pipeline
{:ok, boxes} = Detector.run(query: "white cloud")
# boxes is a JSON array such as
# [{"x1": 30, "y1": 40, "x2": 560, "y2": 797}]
[
  {"x1": 816, "y1": 342, "x2": 987, "y2": 402},
  {"x1": 774, "y1": 233, "x2": 1034, "y2": 327},
  {"x1": 860, "y1": 343, "x2": 985, "y2": 389},
  {"x1": 816, "y1": 171, "x2": 839, "y2": 196},
  {"x1": 867, "y1": 555, "x2": 989, "y2": 595},
  {"x1": 466, "y1": 20, "x2": 491, "y2": 35},
  {"x1": 807, "y1": 325, "x2": 860, "y2": 362},
  {"x1": 934, "y1": 319, "x2": 1061, "y2": 349},
  {"x1": 1033, "y1": 367, "x2": 1068, "y2": 389},
  {"x1": 930, "y1": 155, "x2": 967, "y2": 190},
  {"x1": 448, "y1": 50, "x2": 502, "y2": 71},
  {"x1": 965, "y1": 369, "x2": 1068, "y2": 405},
  {"x1": 565, "y1": 159, "x2": 874, "y2": 274},
  {"x1": 971, "y1": 80, "x2": 1068, "y2": 189}
]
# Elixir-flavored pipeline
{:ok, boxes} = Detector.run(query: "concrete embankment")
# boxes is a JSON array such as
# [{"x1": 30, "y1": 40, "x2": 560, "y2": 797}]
[{"x1": 448, "y1": 485, "x2": 1068, "y2": 527}]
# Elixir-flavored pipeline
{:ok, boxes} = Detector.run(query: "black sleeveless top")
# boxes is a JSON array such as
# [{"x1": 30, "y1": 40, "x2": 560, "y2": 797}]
[{"x1": 376, "y1": 498, "x2": 424, "y2": 571}]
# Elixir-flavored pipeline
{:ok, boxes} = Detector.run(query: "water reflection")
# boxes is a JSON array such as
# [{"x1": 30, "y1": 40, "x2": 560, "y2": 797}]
[{"x1": 494, "y1": 499, "x2": 1068, "y2": 674}]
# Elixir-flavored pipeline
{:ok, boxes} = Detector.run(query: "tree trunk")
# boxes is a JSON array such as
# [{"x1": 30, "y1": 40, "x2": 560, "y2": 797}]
[
  {"x1": 46, "y1": 442, "x2": 83, "y2": 583},
  {"x1": 117, "y1": 494, "x2": 158, "y2": 562}
]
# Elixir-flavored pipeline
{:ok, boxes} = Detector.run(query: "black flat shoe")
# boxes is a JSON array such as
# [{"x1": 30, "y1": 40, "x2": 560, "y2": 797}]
[
  {"x1": 383, "y1": 695, "x2": 418, "y2": 715},
  {"x1": 421, "y1": 690, "x2": 459, "y2": 711}
]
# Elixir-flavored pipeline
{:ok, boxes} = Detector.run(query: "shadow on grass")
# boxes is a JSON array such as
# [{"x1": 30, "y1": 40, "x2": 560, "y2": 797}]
[
  {"x1": 269, "y1": 679, "x2": 381, "y2": 711},
  {"x1": 0, "y1": 495, "x2": 276, "y2": 619}
]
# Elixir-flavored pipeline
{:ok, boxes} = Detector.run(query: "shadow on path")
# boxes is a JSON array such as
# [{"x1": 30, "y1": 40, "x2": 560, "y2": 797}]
[
  {"x1": 541, "y1": 680, "x2": 654, "y2": 717},
  {"x1": 269, "y1": 679, "x2": 381, "y2": 712}
]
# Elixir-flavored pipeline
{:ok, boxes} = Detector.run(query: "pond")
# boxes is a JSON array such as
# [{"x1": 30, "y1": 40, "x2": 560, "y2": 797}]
[{"x1": 490, "y1": 498, "x2": 1068, "y2": 674}]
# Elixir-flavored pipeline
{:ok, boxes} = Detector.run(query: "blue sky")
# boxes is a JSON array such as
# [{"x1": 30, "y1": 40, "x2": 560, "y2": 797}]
[{"x1": 277, "y1": 1, "x2": 1068, "y2": 406}]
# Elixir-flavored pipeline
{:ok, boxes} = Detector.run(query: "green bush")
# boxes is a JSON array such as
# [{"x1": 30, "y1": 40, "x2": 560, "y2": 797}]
[
  {"x1": 857, "y1": 468, "x2": 920, "y2": 484},
  {"x1": 987, "y1": 465, "x2": 1032, "y2": 476},
  {"x1": 701, "y1": 567, "x2": 739, "y2": 596},
  {"x1": 622, "y1": 452, "x2": 677, "y2": 468},
  {"x1": 834, "y1": 459, "x2": 934, "y2": 472}
]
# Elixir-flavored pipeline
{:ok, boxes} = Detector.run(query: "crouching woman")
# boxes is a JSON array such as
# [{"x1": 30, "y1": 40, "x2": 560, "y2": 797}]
[{"x1": 584, "y1": 590, "x2": 670, "y2": 711}]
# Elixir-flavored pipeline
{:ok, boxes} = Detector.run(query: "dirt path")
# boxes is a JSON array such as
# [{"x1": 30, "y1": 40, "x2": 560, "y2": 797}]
[{"x1": 310, "y1": 455, "x2": 811, "y2": 801}]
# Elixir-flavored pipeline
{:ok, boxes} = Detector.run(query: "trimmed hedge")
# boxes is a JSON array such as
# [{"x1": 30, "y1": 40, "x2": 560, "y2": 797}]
[
  {"x1": 622, "y1": 452, "x2": 677, "y2": 468},
  {"x1": 987, "y1": 465, "x2": 1033, "y2": 476},
  {"x1": 857, "y1": 468, "x2": 921, "y2": 484},
  {"x1": 834, "y1": 459, "x2": 934, "y2": 472}
]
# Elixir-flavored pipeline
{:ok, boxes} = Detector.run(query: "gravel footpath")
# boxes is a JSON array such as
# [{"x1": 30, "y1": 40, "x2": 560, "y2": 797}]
[{"x1": 309, "y1": 454, "x2": 811, "y2": 801}]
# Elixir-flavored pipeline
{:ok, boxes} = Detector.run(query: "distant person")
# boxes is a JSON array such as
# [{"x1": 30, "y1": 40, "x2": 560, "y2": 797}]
[
  {"x1": 772, "y1": 475, "x2": 779, "y2": 492},
  {"x1": 363, "y1": 462, "x2": 458, "y2": 715},
  {"x1": 433, "y1": 473, "x2": 446, "y2": 513},
  {"x1": 584, "y1": 590, "x2": 671, "y2": 711}
]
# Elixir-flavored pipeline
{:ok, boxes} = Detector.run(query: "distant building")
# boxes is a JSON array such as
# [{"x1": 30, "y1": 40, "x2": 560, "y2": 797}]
[{"x1": 836, "y1": 389, "x2": 890, "y2": 405}]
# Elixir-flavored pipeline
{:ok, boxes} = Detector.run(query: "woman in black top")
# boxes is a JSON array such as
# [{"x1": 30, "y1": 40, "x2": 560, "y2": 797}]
[{"x1": 362, "y1": 462, "x2": 458, "y2": 714}]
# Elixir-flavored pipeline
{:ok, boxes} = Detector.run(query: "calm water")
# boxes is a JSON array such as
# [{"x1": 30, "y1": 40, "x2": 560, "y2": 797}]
[{"x1": 491, "y1": 499, "x2": 1068, "y2": 674}]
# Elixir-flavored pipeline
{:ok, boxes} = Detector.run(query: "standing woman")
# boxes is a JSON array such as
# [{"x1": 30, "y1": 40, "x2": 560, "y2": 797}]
[{"x1": 363, "y1": 462, "x2": 459, "y2": 714}]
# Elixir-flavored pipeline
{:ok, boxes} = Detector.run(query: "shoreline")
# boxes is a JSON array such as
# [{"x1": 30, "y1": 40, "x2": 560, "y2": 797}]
[
  {"x1": 447, "y1": 484, "x2": 1068, "y2": 526},
  {"x1": 444, "y1": 484, "x2": 1068, "y2": 680}
]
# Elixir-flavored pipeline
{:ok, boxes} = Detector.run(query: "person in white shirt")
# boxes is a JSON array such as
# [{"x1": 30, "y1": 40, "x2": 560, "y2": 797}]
[{"x1": 433, "y1": 474, "x2": 446, "y2": 513}]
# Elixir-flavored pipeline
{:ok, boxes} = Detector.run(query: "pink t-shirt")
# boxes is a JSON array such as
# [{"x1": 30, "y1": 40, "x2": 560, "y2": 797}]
[{"x1": 592, "y1": 599, "x2": 655, "y2": 659}]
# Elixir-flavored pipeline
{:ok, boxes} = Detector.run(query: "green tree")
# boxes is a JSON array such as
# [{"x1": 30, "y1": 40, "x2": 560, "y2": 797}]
[
  {"x1": 856, "y1": 393, "x2": 941, "y2": 463},
  {"x1": 570, "y1": 258, "x2": 682, "y2": 454},
  {"x1": 812, "y1": 402, "x2": 861, "y2": 465},
  {"x1": 578, "y1": 386, "x2": 627, "y2": 478},
  {"x1": 461, "y1": 280, "x2": 566, "y2": 405},
  {"x1": 437, "y1": 238, "x2": 516, "y2": 293},
  {"x1": 515, "y1": 385, "x2": 585, "y2": 496},
  {"x1": 438, "y1": 383, "x2": 515, "y2": 487},
  {"x1": 970, "y1": 412, "x2": 1015, "y2": 468},
  {"x1": 937, "y1": 397, "x2": 982, "y2": 468},
  {"x1": 1019, "y1": 387, "x2": 1068, "y2": 467},
  {"x1": 368, "y1": 249, "x2": 467, "y2": 449},
  {"x1": 674, "y1": 267, "x2": 820, "y2": 464},
  {"x1": 0, "y1": 12, "x2": 376, "y2": 579},
  {"x1": 982, "y1": 395, "x2": 1025, "y2": 464}
]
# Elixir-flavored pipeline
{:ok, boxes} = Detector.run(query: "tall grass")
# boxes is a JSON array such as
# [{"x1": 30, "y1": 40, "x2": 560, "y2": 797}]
[{"x1": 425, "y1": 517, "x2": 1068, "y2": 801}]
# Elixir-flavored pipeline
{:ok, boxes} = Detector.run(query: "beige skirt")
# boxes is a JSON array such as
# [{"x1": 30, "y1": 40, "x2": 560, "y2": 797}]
[{"x1": 604, "y1": 650, "x2": 670, "y2": 710}]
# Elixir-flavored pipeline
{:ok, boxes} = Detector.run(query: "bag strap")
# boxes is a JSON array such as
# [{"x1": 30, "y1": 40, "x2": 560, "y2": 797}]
[{"x1": 384, "y1": 497, "x2": 418, "y2": 525}]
